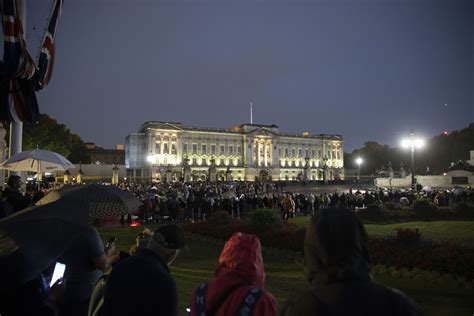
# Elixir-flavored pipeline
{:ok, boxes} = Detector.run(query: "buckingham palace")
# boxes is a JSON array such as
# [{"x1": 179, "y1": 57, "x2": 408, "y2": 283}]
[{"x1": 125, "y1": 121, "x2": 344, "y2": 182}]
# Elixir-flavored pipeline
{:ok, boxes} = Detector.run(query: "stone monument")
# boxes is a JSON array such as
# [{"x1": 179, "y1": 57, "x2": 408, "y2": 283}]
[
  {"x1": 208, "y1": 156, "x2": 217, "y2": 182},
  {"x1": 399, "y1": 162, "x2": 406, "y2": 178},
  {"x1": 387, "y1": 161, "x2": 394, "y2": 178},
  {"x1": 302, "y1": 156, "x2": 310, "y2": 182},
  {"x1": 322, "y1": 157, "x2": 329, "y2": 184},
  {"x1": 182, "y1": 156, "x2": 191, "y2": 182}
]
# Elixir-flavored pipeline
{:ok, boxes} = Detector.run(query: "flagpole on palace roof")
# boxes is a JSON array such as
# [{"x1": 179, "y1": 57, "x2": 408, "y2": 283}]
[
  {"x1": 9, "y1": 0, "x2": 26, "y2": 176},
  {"x1": 250, "y1": 101, "x2": 253, "y2": 124}
]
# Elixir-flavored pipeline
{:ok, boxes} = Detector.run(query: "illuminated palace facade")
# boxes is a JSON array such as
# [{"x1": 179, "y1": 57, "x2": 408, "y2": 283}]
[{"x1": 125, "y1": 121, "x2": 343, "y2": 182}]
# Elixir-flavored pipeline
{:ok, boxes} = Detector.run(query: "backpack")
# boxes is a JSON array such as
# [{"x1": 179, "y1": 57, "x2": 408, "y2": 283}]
[{"x1": 191, "y1": 283, "x2": 263, "y2": 316}]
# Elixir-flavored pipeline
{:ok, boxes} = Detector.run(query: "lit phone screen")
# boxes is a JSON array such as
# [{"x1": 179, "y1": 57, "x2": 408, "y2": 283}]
[{"x1": 49, "y1": 262, "x2": 66, "y2": 287}]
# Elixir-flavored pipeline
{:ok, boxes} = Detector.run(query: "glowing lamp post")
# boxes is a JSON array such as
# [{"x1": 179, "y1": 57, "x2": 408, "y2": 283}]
[
  {"x1": 401, "y1": 132, "x2": 425, "y2": 191},
  {"x1": 355, "y1": 157, "x2": 363, "y2": 181}
]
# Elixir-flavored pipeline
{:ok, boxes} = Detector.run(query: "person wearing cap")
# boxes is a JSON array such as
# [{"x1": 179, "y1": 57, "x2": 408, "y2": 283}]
[
  {"x1": 99, "y1": 224, "x2": 186, "y2": 316},
  {"x1": 279, "y1": 208, "x2": 423, "y2": 316}
]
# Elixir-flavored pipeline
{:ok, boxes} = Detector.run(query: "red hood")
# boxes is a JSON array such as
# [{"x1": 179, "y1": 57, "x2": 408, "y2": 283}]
[
  {"x1": 189, "y1": 233, "x2": 277, "y2": 316},
  {"x1": 215, "y1": 232, "x2": 265, "y2": 288}
]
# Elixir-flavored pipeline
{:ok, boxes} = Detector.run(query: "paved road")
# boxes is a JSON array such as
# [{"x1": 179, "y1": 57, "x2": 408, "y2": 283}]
[{"x1": 265, "y1": 184, "x2": 376, "y2": 195}]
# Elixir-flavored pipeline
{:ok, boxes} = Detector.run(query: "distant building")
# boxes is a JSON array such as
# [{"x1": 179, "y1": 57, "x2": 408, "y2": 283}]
[
  {"x1": 125, "y1": 121, "x2": 344, "y2": 182},
  {"x1": 85, "y1": 143, "x2": 125, "y2": 165}
]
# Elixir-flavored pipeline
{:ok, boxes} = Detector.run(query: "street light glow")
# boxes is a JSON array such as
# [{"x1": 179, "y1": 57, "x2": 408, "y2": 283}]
[
  {"x1": 146, "y1": 155, "x2": 155, "y2": 163},
  {"x1": 356, "y1": 157, "x2": 363, "y2": 165},
  {"x1": 414, "y1": 138, "x2": 425, "y2": 148},
  {"x1": 401, "y1": 139, "x2": 411, "y2": 149},
  {"x1": 400, "y1": 136, "x2": 425, "y2": 149}
]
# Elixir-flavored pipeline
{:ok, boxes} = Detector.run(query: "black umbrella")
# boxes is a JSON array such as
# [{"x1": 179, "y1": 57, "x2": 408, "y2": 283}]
[
  {"x1": 0, "y1": 184, "x2": 141, "y2": 288},
  {"x1": 0, "y1": 200, "x2": 87, "y2": 289},
  {"x1": 36, "y1": 184, "x2": 142, "y2": 225}
]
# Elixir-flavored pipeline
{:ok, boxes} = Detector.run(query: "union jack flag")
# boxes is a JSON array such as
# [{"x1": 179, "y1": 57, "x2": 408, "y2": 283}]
[
  {"x1": 2, "y1": 0, "x2": 36, "y2": 79},
  {"x1": 0, "y1": 0, "x2": 63, "y2": 122},
  {"x1": 36, "y1": 0, "x2": 63, "y2": 90}
]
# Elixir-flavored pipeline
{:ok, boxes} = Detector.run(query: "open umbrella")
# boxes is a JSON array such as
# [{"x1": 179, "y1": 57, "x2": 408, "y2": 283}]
[
  {"x1": 36, "y1": 184, "x2": 142, "y2": 224},
  {"x1": 0, "y1": 184, "x2": 141, "y2": 288},
  {"x1": 0, "y1": 149, "x2": 75, "y2": 173},
  {"x1": 0, "y1": 200, "x2": 87, "y2": 289}
]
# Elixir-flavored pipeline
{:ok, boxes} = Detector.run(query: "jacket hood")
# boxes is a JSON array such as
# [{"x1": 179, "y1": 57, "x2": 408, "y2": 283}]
[
  {"x1": 215, "y1": 232, "x2": 265, "y2": 288},
  {"x1": 304, "y1": 208, "x2": 371, "y2": 286}
]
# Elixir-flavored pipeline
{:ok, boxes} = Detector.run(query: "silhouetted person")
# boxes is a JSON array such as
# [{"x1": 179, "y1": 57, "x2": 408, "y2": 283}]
[
  {"x1": 280, "y1": 208, "x2": 423, "y2": 316},
  {"x1": 2, "y1": 175, "x2": 31, "y2": 213}
]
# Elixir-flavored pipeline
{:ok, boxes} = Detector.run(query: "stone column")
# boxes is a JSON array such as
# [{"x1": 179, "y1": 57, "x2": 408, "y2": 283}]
[
  {"x1": 264, "y1": 143, "x2": 268, "y2": 167},
  {"x1": 112, "y1": 165, "x2": 119, "y2": 184},
  {"x1": 63, "y1": 170, "x2": 70, "y2": 184},
  {"x1": 76, "y1": 171, "x2": 83, "y2": 184},
  {"x1": 257, "y1": 141, "x2": 262, "y2": 166}
]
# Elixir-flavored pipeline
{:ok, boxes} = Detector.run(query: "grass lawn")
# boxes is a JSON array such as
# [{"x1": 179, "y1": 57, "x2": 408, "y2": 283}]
[
  {"x1": 290, "y1": 216, "x2": 474, "y2": 242},
  {"x1": 99, "y1": 225, "x2": 474, "y2": 316}
]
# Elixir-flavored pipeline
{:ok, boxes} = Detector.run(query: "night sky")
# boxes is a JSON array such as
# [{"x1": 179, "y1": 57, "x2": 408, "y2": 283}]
[{"x1": 26, "y1": 0, "x2": 473, "y2": 151}]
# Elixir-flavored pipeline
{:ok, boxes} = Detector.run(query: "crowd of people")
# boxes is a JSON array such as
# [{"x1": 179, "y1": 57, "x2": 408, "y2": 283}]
[
  {"x1": 0, "y1": 175, "x2": 46, "y2": 219},
  {"x1": 2, "y1": 208, "x2": 423, "y2": 316},
  {"x1": 2, "y1": 178, "x2": 473, "y2": 315},
  {"x1": 118, "y1": 181, "x2": 474, "y2": 223}
]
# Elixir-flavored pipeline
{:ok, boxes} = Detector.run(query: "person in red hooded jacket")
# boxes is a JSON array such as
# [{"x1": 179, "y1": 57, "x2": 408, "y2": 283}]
[{"x1": 188, "y1": 232, "x2": 278, "y2": 316}]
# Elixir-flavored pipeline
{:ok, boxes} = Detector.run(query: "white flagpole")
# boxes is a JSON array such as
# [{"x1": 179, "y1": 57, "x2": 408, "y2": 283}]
[{"x1": 250, "y1": 101, "x2": 253, "y2": 124}]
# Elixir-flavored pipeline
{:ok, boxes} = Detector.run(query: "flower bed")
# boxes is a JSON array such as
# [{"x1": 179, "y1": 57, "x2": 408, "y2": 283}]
[
  {"x1": 180, "y1": 221, "x2": 474, "y2": 282},
  {"x1": 357, "y1": 202, "x2": 474, "y2": 224}
]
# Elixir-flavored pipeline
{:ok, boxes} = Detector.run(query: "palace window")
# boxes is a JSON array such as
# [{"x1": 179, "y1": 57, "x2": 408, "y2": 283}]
[
  {"x1": 202, "y1": 144, "x2": 207, "y2": 155},
  {"x1": 192, "y1": 144, "x2": 197, "y2": 154},
  {"x1": 229, "y1": 146, "x2": 234, "y2": 155},
  {"x1": 298, "y1": 149, "x2": 302, "y2": 157},
  {"x1": 312, "y1": 149, "x2": 315, "y2": 157},
  {"x1": 171, "y1": 144, "x2": 176, "y2": 155},
  {"x1": 192, "y1": 158, "x2": 197, "y2": 165},
  {"x1": 163, "y1": 143, "x2": 169, "y2": 154},
  {"x1": 182, "y1": 143, "x2": 187, "y2": 154},
  {"x1": 220, "y1": 145, "x2": 225, "y2": 155},
  {"x1": 285, "y1": 148, "x2": 289, "y2": 157},
  {"x1": 292, "y1": 149, "x2": 295, "y2": 157},
  {"x1": 237, "y1": 146, "x2": 241, "y2": 154},
  {"x1": 211, "y1": 145, "x2": 216, "y2": 155},
  {"x1": 155, "y1": 142, "x2": 161, "y2": 154},
  {"x1": 305, "y1": 149, "x2": 309, "y2": 157}
]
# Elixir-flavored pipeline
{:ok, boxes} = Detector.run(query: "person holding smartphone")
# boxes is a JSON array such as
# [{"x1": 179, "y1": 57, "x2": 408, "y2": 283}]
[
  {"x1": 55, "y1": 225, "x2": 117, "y2": 316},
  {"x1": 99, "y1": 225, "x2": 186, "y2": 316}
]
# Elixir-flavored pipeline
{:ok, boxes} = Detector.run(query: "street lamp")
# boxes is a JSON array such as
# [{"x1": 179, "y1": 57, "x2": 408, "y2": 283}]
[
  {"x1": 401, "y1": 131, "x2": 425, "y2": 191},
  {"x1": 355, "y1": 157, "x2": 363, "y2": 181}
]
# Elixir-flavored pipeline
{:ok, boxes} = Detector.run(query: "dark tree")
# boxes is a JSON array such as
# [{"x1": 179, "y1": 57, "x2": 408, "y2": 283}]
[{"x1": 3, "y1": 113, "x2": 91, "y2": 164}]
